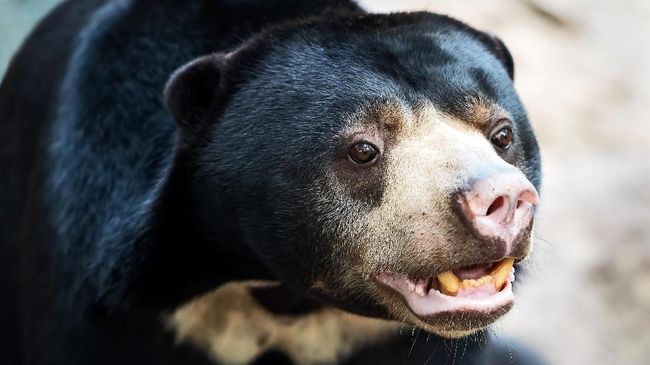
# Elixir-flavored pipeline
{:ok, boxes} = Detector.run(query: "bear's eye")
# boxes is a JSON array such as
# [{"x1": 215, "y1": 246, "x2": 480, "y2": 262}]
[
  {"x1": 348, "y1": 142, "x2": 379, "y2": 165},
  {"x1": 491, "y1": 126, "x2": 513, "y2": 150}
]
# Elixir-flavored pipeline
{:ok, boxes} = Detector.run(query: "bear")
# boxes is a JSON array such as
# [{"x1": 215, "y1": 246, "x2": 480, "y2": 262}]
[{"x1": 0, "y1": 0, "x2": 543, "y2": 364}]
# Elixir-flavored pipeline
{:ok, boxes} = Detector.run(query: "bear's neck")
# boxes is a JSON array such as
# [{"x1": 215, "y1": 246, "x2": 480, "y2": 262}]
[
  {"x1": 118, "y1": 159, "x2": 277, "y2": 311},
  {"x1": 168, "y1": 281, "x2": 400, "y2": 365}
]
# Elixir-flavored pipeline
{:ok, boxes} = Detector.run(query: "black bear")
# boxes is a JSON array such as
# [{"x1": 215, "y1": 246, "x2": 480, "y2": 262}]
[{"x1": 0, "y1": 0, "x2": 543, "y2": 364}]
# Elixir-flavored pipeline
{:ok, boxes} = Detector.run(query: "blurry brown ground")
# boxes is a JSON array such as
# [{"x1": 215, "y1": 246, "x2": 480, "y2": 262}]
[{"x1": 2, "y1": 0, "x2": 649, "y2": 364}]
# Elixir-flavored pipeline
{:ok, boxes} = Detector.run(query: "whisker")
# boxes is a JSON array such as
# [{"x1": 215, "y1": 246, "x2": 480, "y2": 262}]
[{"x1": 408, "y1": 327, "x2": 420, "y2": 358}]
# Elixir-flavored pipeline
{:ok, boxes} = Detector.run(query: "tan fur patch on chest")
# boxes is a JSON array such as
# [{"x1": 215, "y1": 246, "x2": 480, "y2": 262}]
[{"x1": 168, "y1": 281, "x2": 398, "y2": 365}]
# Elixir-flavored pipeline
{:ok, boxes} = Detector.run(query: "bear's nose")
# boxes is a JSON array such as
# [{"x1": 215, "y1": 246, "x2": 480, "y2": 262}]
[{"x1": 457, "y1": 170, "x2": 539, "y2": 254}]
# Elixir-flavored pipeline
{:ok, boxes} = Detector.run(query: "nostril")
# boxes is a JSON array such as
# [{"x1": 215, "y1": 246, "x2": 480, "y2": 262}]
[
  {"x1": 517, "y1": 190, "x2": 539, "y2": 208},
  {"x1": 485, "y1": 196, "x2": 505, "y2": 216}
]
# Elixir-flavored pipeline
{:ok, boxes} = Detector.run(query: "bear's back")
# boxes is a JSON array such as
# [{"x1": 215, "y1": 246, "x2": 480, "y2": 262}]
[{"x1": 0, "y1": 1, "x2": 362, "y2": 364}]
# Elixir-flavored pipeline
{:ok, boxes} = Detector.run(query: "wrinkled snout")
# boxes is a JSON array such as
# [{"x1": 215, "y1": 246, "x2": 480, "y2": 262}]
[{"x1": 457, "y1": 169, "x2": 539, "y2": 255}]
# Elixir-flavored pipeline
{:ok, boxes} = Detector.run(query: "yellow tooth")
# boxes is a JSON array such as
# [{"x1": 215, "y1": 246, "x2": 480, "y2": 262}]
[
  {"x1": 490, "y1": 258, "x2": 514, "y2": 291},
  {"x1": 437, "y1": 271, "x2": 461, "y2": 296},
  {"x1": 478, "y1": 275, "x2": 492, "y2": 286},
  {"x1": 460, "y1": 275, "x2": 493, "y2": 289}
]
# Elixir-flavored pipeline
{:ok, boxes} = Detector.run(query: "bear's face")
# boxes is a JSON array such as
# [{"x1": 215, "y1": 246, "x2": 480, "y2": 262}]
[{"x1": 165, "y1": 13, "x2": 540, "y2": 337}]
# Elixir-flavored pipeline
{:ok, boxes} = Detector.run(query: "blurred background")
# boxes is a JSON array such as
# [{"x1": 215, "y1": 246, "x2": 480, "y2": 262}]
[{"x1": 1, "y1": 0, "x2": 648, "y2": 364}]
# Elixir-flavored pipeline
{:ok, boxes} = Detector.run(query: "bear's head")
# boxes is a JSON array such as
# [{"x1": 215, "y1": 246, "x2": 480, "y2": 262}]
[{"x1": 164, "y1": 12, "x2": 540, "y2": 337}]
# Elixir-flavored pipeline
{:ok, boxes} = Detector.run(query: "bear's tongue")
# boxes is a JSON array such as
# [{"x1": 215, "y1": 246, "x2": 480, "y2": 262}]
[{"x1": 436, "y1": 258, "x2": 514, "y2": 297}]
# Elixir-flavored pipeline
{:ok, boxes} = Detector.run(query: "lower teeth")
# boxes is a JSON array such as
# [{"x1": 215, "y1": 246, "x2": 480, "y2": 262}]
[{"x1": 436, "y1": 258, "x2": 514, "y2": 296}]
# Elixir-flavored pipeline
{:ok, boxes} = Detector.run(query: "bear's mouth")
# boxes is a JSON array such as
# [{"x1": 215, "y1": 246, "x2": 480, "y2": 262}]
[{"x1": 376, "y1": 258, "x2": 516, "y2": 322}]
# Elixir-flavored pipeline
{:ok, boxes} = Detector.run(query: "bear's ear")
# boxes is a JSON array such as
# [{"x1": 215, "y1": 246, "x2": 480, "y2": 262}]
[
  {"x1": 483, "y1": 34, "x2": 515, "y2": 80},
  {"x1": 164, "y1": 53, "x2": 227, "y2": 132}
]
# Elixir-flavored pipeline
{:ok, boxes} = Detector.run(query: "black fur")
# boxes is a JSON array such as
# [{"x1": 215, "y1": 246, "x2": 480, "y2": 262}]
[{"x1": 0, "y1": 0, "x2": 542, "y2": 364}]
